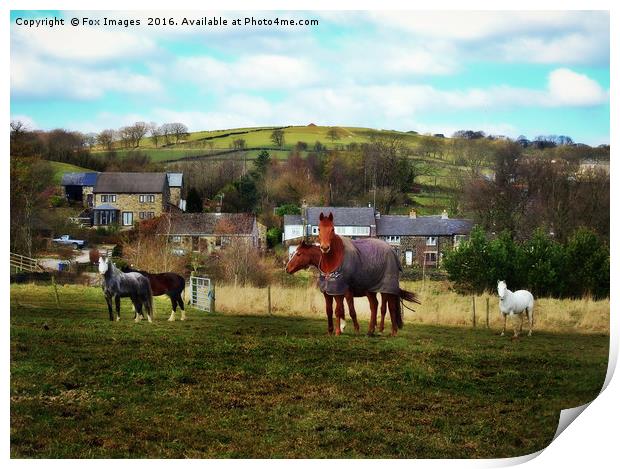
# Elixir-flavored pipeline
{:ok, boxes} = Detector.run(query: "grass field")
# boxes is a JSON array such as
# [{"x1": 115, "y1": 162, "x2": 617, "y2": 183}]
[
  {"x1": 11, "y1": 284, "x2": 608, "y2": 458},
  {"x1": 49, "y1": 161, "x2": 89, "y2": 184}
]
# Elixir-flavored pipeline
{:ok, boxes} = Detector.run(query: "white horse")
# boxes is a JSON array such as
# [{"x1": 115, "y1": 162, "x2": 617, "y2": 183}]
[{"x1": 497, "y1": 280, "x2": 534, "y2": 337}]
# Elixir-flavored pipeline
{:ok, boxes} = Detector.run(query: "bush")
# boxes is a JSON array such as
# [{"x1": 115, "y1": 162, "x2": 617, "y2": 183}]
[
  {"x1": 443, "y1": 227, "x2": 609, "y2": 299},
  {"x1": 49, "y1": 195, "x2": 66, "y2": 208},
  {"x1": 266, "y1": 227, "x2": 282, "y2": 248}
]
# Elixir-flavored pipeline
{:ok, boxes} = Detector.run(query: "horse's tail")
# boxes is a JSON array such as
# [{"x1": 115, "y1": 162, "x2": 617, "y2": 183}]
[
  {"x1": 400, "y1": 288, "x2": 421, "y2": 305},
  {"x1": 394, "y1": 295, "x2": 404, "y2": 329}
]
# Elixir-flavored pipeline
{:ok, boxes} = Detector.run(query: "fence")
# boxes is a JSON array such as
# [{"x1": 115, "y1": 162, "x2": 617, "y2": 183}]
[
  {"x1": 188, "y1": 275, "x2": 215, "y2": 312},
  {"x1": 10, "y1": 253, "x2": 44, "y2": 273}
]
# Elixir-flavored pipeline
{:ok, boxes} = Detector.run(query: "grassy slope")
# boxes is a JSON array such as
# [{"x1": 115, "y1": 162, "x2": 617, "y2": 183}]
[
  {"x1": 49, "y1": 161, "x2": 89, "y2": 184},
  {"x1": 11, "y1": 285, "x2": 608, "y2": 458}
]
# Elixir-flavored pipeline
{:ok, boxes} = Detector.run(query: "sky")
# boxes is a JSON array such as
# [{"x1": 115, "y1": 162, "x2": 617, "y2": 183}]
[{"x1": 9, "y1": 10, "x2": 610, "y2": 145}]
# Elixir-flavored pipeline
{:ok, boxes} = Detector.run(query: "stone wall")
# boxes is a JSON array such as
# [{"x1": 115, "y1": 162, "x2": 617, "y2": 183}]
[{"x1": 94, "y1": 192, "x2": 168, "y2": 225}]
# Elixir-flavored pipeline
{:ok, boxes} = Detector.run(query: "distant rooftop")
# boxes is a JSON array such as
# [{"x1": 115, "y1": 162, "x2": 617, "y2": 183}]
[
  {"x1": 94, "y1": 172, "x2": 168, "y2": 194},
  {"x1": 164, "y1": 213, "x2": 256, "y2": 236},
  {"x1": 60, "y1": 172, "x2": 99, "y2": 186}
]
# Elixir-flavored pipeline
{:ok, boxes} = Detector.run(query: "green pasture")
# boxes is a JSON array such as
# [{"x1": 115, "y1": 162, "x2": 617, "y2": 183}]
[{"x1": 11, "y1": 284, "x2": 608, "y2": 458}]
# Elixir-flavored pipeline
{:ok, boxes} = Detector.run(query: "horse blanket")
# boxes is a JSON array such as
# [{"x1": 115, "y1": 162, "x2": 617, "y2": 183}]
[{"x1": 319, "y1": 237, "x2": 401, "y2": 296}]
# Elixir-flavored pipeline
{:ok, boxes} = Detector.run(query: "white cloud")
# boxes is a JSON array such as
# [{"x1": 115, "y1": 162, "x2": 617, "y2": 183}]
[
  {"x1": 10, "y1": 114, "x2": 38, "y2": 131},
  {"x1": 12, "y1": 25, "x2": 158, "y2": 63},
  {"x1": 174, "y1": 54, "x2": 321, "y2": 90},
  {"x1": 546, "y1": 68, "x2": 608, "y2": 107},
  {"x1": 11, "y1": 56, "x2": 163, "y2": 100}
]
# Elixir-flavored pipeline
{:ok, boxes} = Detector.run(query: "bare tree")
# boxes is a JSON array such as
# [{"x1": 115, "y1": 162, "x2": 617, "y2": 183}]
[
  {"x1": 97, "y1": 129, "x2": 116, "y2": 151},
  {"x1": 232, "y1": 138, "x2": 247, "y2": 151},
  {"x1": 168, "y1": 123, "x2": 189, "y2": 144},
  {"x1": 326, "y1": 127, "x2": 343, "y2": 143},
  {"x1": 150, "y1": 124, "x2": 162, "y2": 148},
  {"x1": 270, "y1": 129, "x2": 285, "y2": 147},
  {"x1": 130, "y1": 121, "x2": 150, "y2": 148}
]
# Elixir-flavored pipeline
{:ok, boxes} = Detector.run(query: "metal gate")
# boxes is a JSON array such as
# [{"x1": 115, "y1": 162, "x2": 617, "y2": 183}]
[{"x1": 189, "y1": 276, "x2": 214, "y2": 312}]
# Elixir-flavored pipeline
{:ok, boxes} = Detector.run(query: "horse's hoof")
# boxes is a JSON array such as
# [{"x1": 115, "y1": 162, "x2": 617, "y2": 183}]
[
  {"x1": 168, "y1": 317, "x2": 175, "y2": 322},
  {"x1": 500, "y1": 332, "x2": 505, "y2": 337}
]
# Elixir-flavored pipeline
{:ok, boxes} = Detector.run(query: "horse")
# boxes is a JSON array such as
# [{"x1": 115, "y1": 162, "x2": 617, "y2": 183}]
[
  {"x1": 122, "y1": 266, "x2": 187, "y2": 321},
  {"x1": 286, "y1": 241, "x2": 418, "y2": 335},
  {"x1": 497, "y1": 280, "x2": 534, "y2": 337},
  {"x1": 317, "y1": 212, "x2": 420, "y2": 336},
  {"x1": 99, "y1": 257, "x2": 154, "y2": 323}
]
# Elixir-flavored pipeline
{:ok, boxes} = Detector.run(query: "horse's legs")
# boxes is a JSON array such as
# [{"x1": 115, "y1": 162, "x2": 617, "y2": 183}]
[
  {"x1": 367, "y1": 292, "x2": 378, "y2": 336},
  {"x1": 379, "y1": 293, "x2": 388, "y2": 333},
  {"x1": 501, "y1": 314, "x2": 506, "y2": 336},
  {"x1": 513, "y1": 313, "x2": 519, "y2": 338},
  {"x1": 168, "y1": 295, "x2": 177, "y2": 322},
  {"x1": 388, "y1": 295, "x2": 399, "y2": 337},
  {"x1": 105, "y1": 294, "x2": 114, "y2": 321},
  {"x1": 527, "y1": 307, "x2": 533, "y2": 336},
  {"x1": 114, "y1": 295, "x2": 121, "y2": 321},
  {"x1": 345, "y1": 291, "x2": 359, "y2": 333},
  {"x1": 178, "y1": 294, "x2": 186, "y2": 321},
  {"x1": 334, "y1": 296, "x2": 345, "y2": 336},
  {"x1": 324, "y1": 293, "x2": 334, "y2": 335}
]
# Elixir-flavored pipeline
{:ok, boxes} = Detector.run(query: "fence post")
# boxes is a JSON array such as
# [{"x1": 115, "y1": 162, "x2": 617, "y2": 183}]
[
  {"x1": 209, "y1": 281, "x2": 216, "y2": 314},
  {"x1": 267, "y1": 285, "x2": 272, "y2": 316},
  {"x1": 51, "y1": 275, "x2": 60, "y2": 309},
  {"x1": 486, "y1": 297, "x2": 490, "y2": 328},
  {"x1": 472, "y1": 296, "x2": 476, "y2": 328}
]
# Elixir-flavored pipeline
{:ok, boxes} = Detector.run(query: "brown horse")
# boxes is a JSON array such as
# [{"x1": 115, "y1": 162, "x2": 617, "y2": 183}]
[
  {"x1": 122, "y1": 266, "x2": 186, "y2": 321},
  {"x1": 317, "y1": 212, "x2": 419, "y2": 336},
  {"x1": 286, "y1": 240, "x2": 366, "y2": 335}
]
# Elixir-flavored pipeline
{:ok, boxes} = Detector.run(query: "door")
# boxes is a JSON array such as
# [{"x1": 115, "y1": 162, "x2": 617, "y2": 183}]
[
  {"x1": 122, "y1": 212, "x2": 133, "y2": 226},
  {"x1": 405, "y1": 250, "x2": 413, "y2": 266}
]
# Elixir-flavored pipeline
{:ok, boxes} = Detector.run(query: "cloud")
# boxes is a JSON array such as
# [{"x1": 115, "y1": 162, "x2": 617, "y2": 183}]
[
  {"x1": 11, "y1": 56, "x2": 163, "y2": 100},
  {"x1": 174, "y1": 54, "x2": 321, "y2": 90},
  {"x1": 10, "y1": 114, "x2": 38, "y2": 131},
  {"x1": 546, "y1": 68, "x2": 608, "y2": 106},
  {"x1": 11, "y1": 25, "x2": 158, "y2": 63}
]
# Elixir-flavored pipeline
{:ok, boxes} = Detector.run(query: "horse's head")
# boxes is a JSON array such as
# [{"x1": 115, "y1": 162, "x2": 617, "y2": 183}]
[
  {"x1": 98, "y1": 257, "x2": 109, "y2": 275},
  {"x1": 497, "y1": 280, "x2": 507, "y2": 299},
  {"x1": 318, "y1": 212, "x2": 336, "y2": 254},
  {"x1": 285, "y1": 241, "x2": 320, "y2": 274}
]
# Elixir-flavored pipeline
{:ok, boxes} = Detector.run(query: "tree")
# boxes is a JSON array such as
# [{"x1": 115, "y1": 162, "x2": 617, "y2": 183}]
[
  {"x1": 129, "y1": 121, "x2": 150, "y2": 147},
  {"x1": 150, "y1": 125, "x2": 162, "y2": 148},
  {"x1": 232, "y1": 138, "x2": 246, "y2": 151},
  {"x1": 254, "y1": 150, "x2": 271, "y2": 176},
  {"x1": 326, "y1": 127, "x2": 343, "y2": 143},
  {"x1": 169, "y1": 122, "x2": 189, "y2": 144},
  {"x1": 270, "y1": 129, "x2": 285, "y2": 147},
  {"x1": 97, "y1": 129, "x2": 116, "y2": 151},
  {"x1": 185, "y1": 188, "x2": 203, "y2": 213}
]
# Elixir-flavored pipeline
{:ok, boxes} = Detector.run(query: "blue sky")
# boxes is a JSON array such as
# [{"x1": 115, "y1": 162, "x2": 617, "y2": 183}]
[{"x1": 10, "y1": 10, "x2": 610, "y2": 144}]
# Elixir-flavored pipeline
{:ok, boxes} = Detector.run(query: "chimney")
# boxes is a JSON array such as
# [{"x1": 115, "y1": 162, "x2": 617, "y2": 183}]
[
  {"x1": 409, "y1": 209, "x2": 417, "y2": 219},
  {"x1": 441, "y1": 210, "x2": 448, "y2": 219}
]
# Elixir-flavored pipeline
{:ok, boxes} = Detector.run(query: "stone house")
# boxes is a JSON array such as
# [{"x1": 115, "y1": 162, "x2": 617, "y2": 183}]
[
  {"x1": 92, "y1": 172, "x2": 171, "y2": 227},
  {"x1": 161, "y1": 212, "x2": 266, "y2": 255},
  {"x1": 61, "y1": 172, "x2": 99, "y2": 208},
  {"x1": 166, "y1": 172, "x2": 186, "y2": 210},
  {"x1": 376, "y1": 210, "x2": 473, "y2": 268},
  {"x1": 283, "y1": 205, "x2": 473, "y2": 269}
]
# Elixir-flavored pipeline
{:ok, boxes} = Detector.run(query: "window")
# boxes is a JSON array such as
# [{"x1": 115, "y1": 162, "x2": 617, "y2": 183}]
[
  {"x1": 139, "y1": 212, "x2": 155, "y2": 220},
  {"x1": 101, "y1": 194, "x2": 116, "y2": 203},
  {"x1": 383, "y1": 235, "x2": 401, "y2": 243},
  {"x1": 425, "y1": 252, "x2": 438, "y2": 264},
  {"x1": 171, "y1": 236, "x2": 182, "y2": 243},
  {"x1": 426, "y1": 236, "x2": 437, "y2": 246},
  {"x1": 122, "y1": 212, "x2": 133, "y2": 226},
  {"x1": 139, "y1": 194, "x2": 155, "y2": 203},
  {"x1": 311, "y1": 226, "x2": 319, "y2": 235}
]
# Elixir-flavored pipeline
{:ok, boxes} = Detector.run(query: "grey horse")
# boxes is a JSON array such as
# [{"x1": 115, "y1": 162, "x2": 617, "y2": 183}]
[{"x1": 99, "y1": 257, "x2": 154, "y2": 322}]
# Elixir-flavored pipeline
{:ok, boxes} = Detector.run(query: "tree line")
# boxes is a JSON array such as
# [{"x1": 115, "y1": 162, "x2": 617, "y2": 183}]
[{"x1": 443, "y1": 226, "x2": 609, "y2": 299}]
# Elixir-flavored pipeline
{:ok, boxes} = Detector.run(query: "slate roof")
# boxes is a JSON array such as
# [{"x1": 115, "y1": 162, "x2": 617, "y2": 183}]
[
  {"x1": 164, "y1": 213, "x2": 256, "y2": 236},
  {"x1": 167, "y1": 173, "x2": 183, "y2": 188},
  {"x1": 60, "y1": 172, "x2": 99, "y2": 186},
  {"x1": 377, "y1": 215, "x2": 473, "y2": 236},
  {"x1": 305, "y1": 207, "x2": 376, "y2": 226},
  {"x1": 283, "y1": 214, "x2": 303, "y2": 226},
  {"x1": 93, "y1": 204, "x2": 119, "y2": 211},
  {"x1": 94, "y1": 172, "x2": 168, "y2": 193}
]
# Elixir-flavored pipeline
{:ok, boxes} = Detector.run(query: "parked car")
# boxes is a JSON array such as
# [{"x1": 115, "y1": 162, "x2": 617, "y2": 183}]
[{"x1": 52, "y1": 235, "x2": 86, "y2": 250}]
